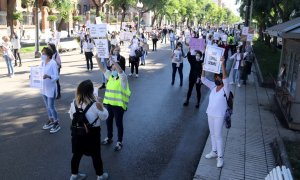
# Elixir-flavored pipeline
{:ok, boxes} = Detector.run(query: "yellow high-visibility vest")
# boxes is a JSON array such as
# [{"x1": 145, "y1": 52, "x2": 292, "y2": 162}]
[{"x1": 103, "y1": 76, "x2": 131, "y2": 110}]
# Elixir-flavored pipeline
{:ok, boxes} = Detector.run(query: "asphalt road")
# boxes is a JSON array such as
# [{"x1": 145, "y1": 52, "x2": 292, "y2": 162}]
[{"x1": 0, "y1": 42, "x2": 209, "y2": 180}]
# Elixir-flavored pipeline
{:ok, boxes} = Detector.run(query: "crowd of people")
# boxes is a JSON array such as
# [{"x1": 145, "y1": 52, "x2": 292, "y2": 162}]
[{"x1": 1, "y1": 22, "x2": 256, "y2": 179}]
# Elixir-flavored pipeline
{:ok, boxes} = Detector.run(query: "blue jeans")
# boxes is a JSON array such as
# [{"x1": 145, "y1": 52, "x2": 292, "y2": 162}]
[
  {"x1": 3, "y1": 55, "x2": 14, "y2": 76},
  {"x1": 141, "y1": 51, "x2": 145, "y2": 64},
  {"x1": 101, "y1": 59, "x2": 107, "y2": 84},
  {"x1": 42, "y1": 95, "x2": 58, "y2": 121},
  {"x1": 170, "y1": 41, "x2": 175, "y2": 50},
  {"x1": 232, "y1": 69, "x2": 240, "y2": 84}
]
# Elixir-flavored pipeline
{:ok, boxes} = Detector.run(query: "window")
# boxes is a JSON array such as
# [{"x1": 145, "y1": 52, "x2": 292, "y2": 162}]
[{"x1": 83, "y1": 5, "x2": 88, "y2": 15}]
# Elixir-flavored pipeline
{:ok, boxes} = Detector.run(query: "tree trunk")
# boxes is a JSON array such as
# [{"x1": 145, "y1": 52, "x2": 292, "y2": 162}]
[
  {"x1": 96, "y1": 5, "x2": 100, "y2": 17},
  {"x1": 57, "y1": 18, "x2": 65, "y2": 32},
  {"x1": 158, "y1": 14, "x2": 163, "y2": 27},
  {"x1": 7, "y1": 0, "x2": 16, "y2": 36},
  {"x1": 120, "y1": 10, "x2": 126, "y2": 30},
  {"x1": 151, "y1": 13, "x2": 157, "y2": 27}
]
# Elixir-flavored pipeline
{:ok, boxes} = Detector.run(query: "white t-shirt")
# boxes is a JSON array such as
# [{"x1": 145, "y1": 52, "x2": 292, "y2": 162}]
[
  {"x1": 41, "y1": 59, "x2": 59, "y2": 98},
  {"x1": 231, "y1": 53, "x2": 242, "y2": 70},
  {"x1": 201, "y1": 77, "x2": 229, "y2": 117},
  {"x1": 172, "y1": 49, "x2": 183, "y2": 64},
  {"x1": 69, "y1": 100, "x2": 109, "y2": 127}
]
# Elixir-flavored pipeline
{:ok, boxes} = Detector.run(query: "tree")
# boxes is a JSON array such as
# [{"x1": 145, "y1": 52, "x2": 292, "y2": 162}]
[
  {"x1": 7, "y1": 0, "x2": 17, "y2": 36},
  {"x1": 52, "y1": 0, "x2": 73, "y2": 32},
  {"x1": 91, "y1": 0, "x2": 107, "y2": 17},
  {"x1": 110, "y1": 0, "x2": 136, "y2": 29}
]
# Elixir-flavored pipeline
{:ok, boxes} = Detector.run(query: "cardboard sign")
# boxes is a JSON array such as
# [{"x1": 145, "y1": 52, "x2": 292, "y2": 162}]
[
  {"x1": 89, "y1": 24, "x2": 108, "y2": 38},
  {"x1": 213, "y1": 32, "x2": 219, "y2": 40},
  {"x1": 189, "y1": 38, "x2": 206, "y2": 52},
  {"x1": 203, "y1": 45, "x2": 225, "y2": 74},
  {"x1": 242, "y1": 27, "x2": 249, "y2": 35},
  {"x1": 30, "y1": 66, "x2": 43, "y2": 89},
  {"x1": 94, "y1": 39, "x2": 109, "y2": 58}
]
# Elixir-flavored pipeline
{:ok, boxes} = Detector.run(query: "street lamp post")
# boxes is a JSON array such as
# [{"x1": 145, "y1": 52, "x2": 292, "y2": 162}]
[
  {"x1": 174, "y1": 10, "x2": 178, "y2": 30},
  {"x1": 136, "y1": 1, "x2": 143, "y2": 35},
  {"x1": 34, "y1": 0, "x2": 41, "y2": 58}
]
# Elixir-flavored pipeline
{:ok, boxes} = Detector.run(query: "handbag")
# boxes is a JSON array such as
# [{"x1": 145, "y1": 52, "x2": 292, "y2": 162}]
[{"x1": 223, "y1": 90, "x2": 234, "y2": 129}]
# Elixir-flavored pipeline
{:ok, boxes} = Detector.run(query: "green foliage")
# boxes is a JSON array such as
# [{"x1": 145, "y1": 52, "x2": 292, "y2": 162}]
[
  {"x1": 12, "y1": 11, "x2": 23, "y2": 21},
  {"x1": 52, "y1": 0, "x2": 73, "y2": 21},
  {"x1": 73, "y1": 16, "x2": 83, "y2": 22},
  {"x1": 47, "y1": 15, "x2": 58, "y2": 22},
  {"x1": 21, "y1": 0, "x2": 34, "y2": 8}
]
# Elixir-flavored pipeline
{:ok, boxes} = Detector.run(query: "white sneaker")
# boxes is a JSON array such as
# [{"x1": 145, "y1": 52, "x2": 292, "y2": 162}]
[
  {"x1": 229, "y1": 82, "x2": 234, "y2": 85},
  {"x1": 135, "y1": 74, "x2": 139, "y2": 78},
  {"x1": 217, "y1": 157, "x2": 224, "y2": 168},
  {"x1": 128, "y1": 73, "x2": 132, "y2": 76},
  {"x1": 70, "y1": 173, "x2": 87, "y2": 180},
  {"x1": 97, "y1": 172, "x2": 108, "y2": 180},
  {"x1": 205, "y1": 151, "x2": 218, "y2": 159},
  {"x1": 237, "y1": 83, "x2": 241, "y2": 87}
]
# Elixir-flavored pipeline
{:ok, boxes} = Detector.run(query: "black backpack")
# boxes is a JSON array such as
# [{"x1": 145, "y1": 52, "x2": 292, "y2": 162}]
[
  {"x1": 224, "y1": 90, "x2": 234, "y2": 129},
  {"x1": 70, "y1": 101, "x2": 98, "y2": 137},
  {"x1": 135, "y1": 48, "x2": 143, "y2": 58}
]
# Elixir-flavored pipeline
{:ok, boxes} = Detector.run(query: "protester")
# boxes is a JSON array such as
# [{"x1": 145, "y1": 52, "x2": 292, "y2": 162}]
[
  {"x1": 169, "y1": 30, "x2": 176, "y2": 50},
  {"x1": 48, "y1": 43, "x2": 62, "y2": 99},
  {"x1": 201, "y1": 57, "x2": 228, "y2": 168},
  {"x1": 139, "y1": 33, "x2": 148, "y2": 65},
  {"x1": 11, "y1": 32, "x2": 22, "y2": 67},
  {"x1": 83, "y1": 35, "x2": 94, "y2": 72},
  {"x1": 40, "y1": 47, "x2": 60, "y2": 133},
  {"x1": 151, "y1": 30, "x2": 158, "y2": 51},
  {"x1": 161, "y1": 25, "x2": 168, "y2": 44},
  {"x1": 183, "y1": 51, "x2": 203, "y2": 108},
  {"x1": 1, "y1": 36, "x2": 15, "y2": 77},
  {"x1": 171, "y1": 43, "x2": 184, "y2": 86},
  {"x1": 230, "y1": 47, "x2": 243, "y2": 87},
  {"x1": 96, "y1": 55, "x2": 131, "y2": 151},
  {"x1": 68, "y1": 80, "x2": 109, "y2": 180},
  {"x1": 128, "y1": 42, "x2": 139, "y2": 77}
]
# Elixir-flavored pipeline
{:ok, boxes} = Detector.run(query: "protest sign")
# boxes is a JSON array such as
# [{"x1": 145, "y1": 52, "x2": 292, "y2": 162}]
[
  {"x1": 94, "y1": 39, "x2": 109, "y2": 58},
  {"x1": 89, "y1": 24, "x2": 108, "y2": 38},
  {"x1": 124, "y1": 31, "x2": 133, "y2": 41},
  {"x1": 119, "y1": 31, "x2": 125, "y2": 41},
  {"x1": 189, "y1": 38, "x2": 206, "y2": 52},
  {"x1": 30, "y1": 66, "x2": 43, "y2": 89},
  {"x1": 221, "y1": 34, "x2": 228, "y2": 42},
  {"x1": 242, "y1": 27, "x2": 249, "y2": 35},
  {"x1": 203, "y1": 45, "x2": 225, "y2": 74},
  {"x1": 213, "y1": 32, "x2": 219, "y2": 40},
  {"x1": 247, "y1": 34, "x2": 254, "y2": 42},
  {"x1": 145, "y1": 27, "x2": 152, "y2": 32},
  {"x1": 241, "y1": 27, "x2": 255, "y2": 42}
]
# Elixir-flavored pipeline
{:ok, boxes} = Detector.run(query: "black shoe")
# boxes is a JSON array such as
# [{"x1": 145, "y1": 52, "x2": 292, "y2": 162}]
[
  {"x1": 19, "y1": 63, "x2": 22, "y2": 67},
  {"x1": 180, "y1": 83, "x2": 183, "y2": 87},
  {"x1": 102, "y1": 137, "x2": 113, "y2": 145},
  {"x1": 171, "y1": 82, "x2": 174, "y2": 86},
  {"x1": 114, "y1": 142, "x2": 123, "y2": 151},
  {"x1": 14, "y1": 64, "x2": 17, "y2": 67},
  {"x1": 195, "y1": 104, "x2": 200, "y2": 108},
  {"x1": 183, "y1": 101, "x2": 189, "y2": 106}
]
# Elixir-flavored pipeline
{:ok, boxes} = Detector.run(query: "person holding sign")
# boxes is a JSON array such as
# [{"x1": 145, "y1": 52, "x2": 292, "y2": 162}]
[
  {"x1": 40, "y1": 47, "x2": 61, "y2": 133},
  {"x1": 83, "y1": 35, "x2": 95, "y2": 72},
  {"x1": 95, "y1": 55, "x2": 131, "y2": 151},
  {"x1": 201, "y1": 56, "x2": 229, "y2": 168},
  {"x1": 183, "y1": 51, "x2": 203, "y2": 108},
  {"x1": 171, "y1": 43, "x2": 184, "y2": 86}
]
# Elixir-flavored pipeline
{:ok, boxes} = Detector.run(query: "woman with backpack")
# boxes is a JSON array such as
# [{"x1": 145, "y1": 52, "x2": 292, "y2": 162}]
[
  {"x1": 68, "y1": 80, "x2": 109, "y2": 180},
  {"x1": 201, "y1": 57, "x2": 229, "y2": 168}
]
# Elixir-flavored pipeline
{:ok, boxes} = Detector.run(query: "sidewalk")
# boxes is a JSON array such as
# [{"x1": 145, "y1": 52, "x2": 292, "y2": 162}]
[{"x1": 193, "y1": 67, "x2": 299, "y2": 179}]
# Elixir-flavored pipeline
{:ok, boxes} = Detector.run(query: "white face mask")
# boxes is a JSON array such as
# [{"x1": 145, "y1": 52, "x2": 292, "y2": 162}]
[
  {"x1": 41, "y1": 54, "x2": 47, "y2": 62},
  {"x1": 196, "y1": 56, "x2": 201, "y2": 61}
]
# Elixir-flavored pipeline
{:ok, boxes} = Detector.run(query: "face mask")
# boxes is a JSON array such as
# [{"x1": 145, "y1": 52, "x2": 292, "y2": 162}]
[
  {"x1": 41, "y1": 54, "x2": 47, "y2": 62},
  {"x1": 112, "y1": 70, "x2": 118, "y2": 78},
  {"x1": 237, "y1": 50, "x2": 240, "y2": 53},
  {"x1": 196, "y1": 56, "x2": 201, "y2": 61},
  {"x1": 214, "y1": 79, "x2": 222, "y2": 86},
  {"x1": 113, "y1": 51, "x2": 119, "y2": 55}
]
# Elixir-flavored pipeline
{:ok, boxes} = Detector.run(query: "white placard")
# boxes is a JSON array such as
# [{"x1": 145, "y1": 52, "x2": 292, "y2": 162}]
[
  {"x1": 94, "y1": 39, "x2": 109, "y2": 58},
  {"x1": 213, "y1": 32, "x2": 219, "y2": 40},
  {"x1": 89, "y1": 24, "x2": 108, "y2": 38},
  {"x1": 203, "y1": 45, "x2": 225, "y2": 74},
  {"x1": 221, "y1": 34, "x2": 228, "y2": 42},
  {"x1": 242, "y1": 27, "x2": 249, "y2": 35},
  {"x1": 30, "y1": 66, "x2": 43, "y2": 89},
  {"x1": 95, "y1": 17, "x2": 102, "y2": 24},
  {"x1": 247, "y1": 34, "x2": 254, "y2": 42},
  {"x1": 145, "y1": 27, "x2": 152, "y2": 32},
  {"x1": 119, "y1": 31, "x2": 125, "y2": 41}
]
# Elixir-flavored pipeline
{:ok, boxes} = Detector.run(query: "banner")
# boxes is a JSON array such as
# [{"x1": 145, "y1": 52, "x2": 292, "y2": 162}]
[
  {"x1": 94, "y1": 39, "x2": 109, "y2": 58},
  {"x1": 30, "y1": 66, "x2": 43, "y2": 89},
  {"x1": 203, "y1": 45, "x2": 225, "y2": 74},
  {"x1": 189, "y1": 38, "x2": 206, "y2": 52},
  {"x1": 89, "y1": 24, "x2": 108, "y2": 38}
]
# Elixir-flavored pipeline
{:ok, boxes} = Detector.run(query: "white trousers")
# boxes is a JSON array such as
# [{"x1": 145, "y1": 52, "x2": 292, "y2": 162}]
[{"x1": 208, "y1": 115, "x2": 224, "y2": 157}]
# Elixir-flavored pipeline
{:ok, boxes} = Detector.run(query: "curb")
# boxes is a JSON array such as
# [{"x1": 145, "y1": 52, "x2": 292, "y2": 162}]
[{"x1": 271, "y1": 137, "x2": 294, "y2": 178}]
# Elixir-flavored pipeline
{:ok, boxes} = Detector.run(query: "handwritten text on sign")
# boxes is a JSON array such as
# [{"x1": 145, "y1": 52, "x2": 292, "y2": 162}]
[
  {"x1": 89, "y1": 24, "x2": 108, "y2": 38},
  {"x1": 94, "y1": 39, "x2": 109, "y2": 58},
  {"x1": 189, "y1": 38, "x2": 206, "y2": 52},
  {"x1": 30, "y1": 66, "x2": 43, "y2": 89},
  {"x1": 203, "y1": 45, "x2": 225, "y2": 74}
]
